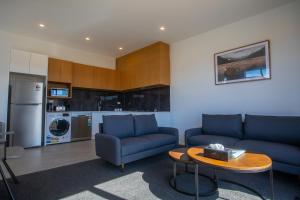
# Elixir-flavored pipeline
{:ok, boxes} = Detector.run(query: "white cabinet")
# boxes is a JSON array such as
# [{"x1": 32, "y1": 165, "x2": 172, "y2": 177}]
[
  {"x1": 92, "y1": 112, "x2": 101, "y2": 139},
  {"x1": 10, "y1": 49, "x2": 48, "y2": 76},
  {"x1": 10, "y1": 49, "x2": 31, "y2": 74},
  {"x1": 30, "y1": 53, "x2": 48, "y2": 76}
]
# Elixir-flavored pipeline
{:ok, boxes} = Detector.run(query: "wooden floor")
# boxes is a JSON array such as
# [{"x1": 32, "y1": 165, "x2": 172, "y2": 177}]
[{"x1": 1, "y1": 140, "x2": 97, "y2": 177}]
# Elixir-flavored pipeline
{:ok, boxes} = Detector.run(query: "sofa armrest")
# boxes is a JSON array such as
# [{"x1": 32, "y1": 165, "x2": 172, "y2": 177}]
[
  {"x1": 95, "y1": 133, "x2": 122, "y2": 166},
  {"x1": 185, "y1": 128, "x2": 202, "y2": 147},
  {"x1": 158, "y1": 127, "x2": 179, "y2": 144}
]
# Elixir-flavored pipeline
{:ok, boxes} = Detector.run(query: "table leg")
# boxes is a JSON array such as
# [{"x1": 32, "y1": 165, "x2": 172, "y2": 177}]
[
  {"x1": 270, "y1": 168, "x2": 275, "y2": 200},
  {"x1": 173, "y1": 161, "x2": 177, "y2": 188},
  {"x1": 213, "y1": 168, "x2": 218, "y2": 186},
  {"x1": 195, "y1": 163, "x2": 199, "y2": 200}
]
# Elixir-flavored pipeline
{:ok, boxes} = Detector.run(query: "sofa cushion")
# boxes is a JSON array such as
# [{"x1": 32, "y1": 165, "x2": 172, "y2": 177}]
[
  {"x1": 121, "y1": 134, "x2": 176, "y2": 156},
  {"x1": 103, "y1": 115, "x2": 134, "y2": 139},
  {"x1": 121, "y1": 137, "x2": 154, "y2": 156},
  {"x1": 202, "y1": 114, "x2": 243, "y2": 138},
  {"x1": 235, "y1": 140, "x2": 300, "y2": 166},
  {"x1": 134, "y1": 114, "x2": 158, "y2": 136},
  {"x1": 244, "y1": 115, "x2": 300, "y2": 146},
  {"x1": 140, "y1": 133, "x2": 177, "y2": 148},
  {"x1": 187, "y1": 135, "x2": 239, "y2": 147}
]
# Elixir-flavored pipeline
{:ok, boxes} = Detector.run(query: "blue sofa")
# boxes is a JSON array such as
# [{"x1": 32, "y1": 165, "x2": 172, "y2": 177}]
[
  {"x1": 95, "y1": 114, "x2": 179, "y2": 169},
  {"x1": 185, "y1": 114, "x2": 300, "y2": 175}
]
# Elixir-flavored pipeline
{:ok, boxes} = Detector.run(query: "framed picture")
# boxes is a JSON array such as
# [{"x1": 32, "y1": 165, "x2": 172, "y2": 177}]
[{"x1": 214, "y1": 40, "x2": 271, "y2": 85}]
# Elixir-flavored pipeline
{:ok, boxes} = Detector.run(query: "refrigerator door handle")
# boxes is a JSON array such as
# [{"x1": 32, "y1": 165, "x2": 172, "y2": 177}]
[{"x1": 13, "y1": 103, "x2": 41, "y2": 106}]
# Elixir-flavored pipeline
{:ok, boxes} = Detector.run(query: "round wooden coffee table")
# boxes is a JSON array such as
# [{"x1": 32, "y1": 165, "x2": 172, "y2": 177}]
[
  {"x1": 168, "y1": 148, "x2": 217, "y2": 196},
  {"x1": 187, "y1": 147, "x2": 274, "y2": 200}
]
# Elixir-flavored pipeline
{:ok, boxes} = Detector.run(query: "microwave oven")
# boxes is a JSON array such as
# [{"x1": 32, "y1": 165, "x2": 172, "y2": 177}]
[{"x1": 50, "y1": 88, "x2": 69, "y2": 97}]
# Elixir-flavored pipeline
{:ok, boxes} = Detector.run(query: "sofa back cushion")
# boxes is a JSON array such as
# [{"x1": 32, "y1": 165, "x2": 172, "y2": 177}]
[
  {"x1": 134, "y1": 114, "x2": 158, "y2": 136},
  {"x1": 103, "y1": 115, "x2": 134, "y2": 138},
  {"x1": 244, "y1": 115, "x2": 300, "y2": 146},
  {"x1": 202, "y1": 114, "x2": 243, "y2": 139}
]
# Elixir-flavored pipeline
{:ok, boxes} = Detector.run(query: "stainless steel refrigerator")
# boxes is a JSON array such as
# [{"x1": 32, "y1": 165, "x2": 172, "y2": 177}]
[{"x1": 9, "y1": 78, "x2": 44, "y2": 148}]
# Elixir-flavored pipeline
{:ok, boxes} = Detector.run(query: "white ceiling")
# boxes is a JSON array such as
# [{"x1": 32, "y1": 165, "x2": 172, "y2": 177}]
[{"x1": 0, "y1": 0, "x2": 295, "y2": 57}]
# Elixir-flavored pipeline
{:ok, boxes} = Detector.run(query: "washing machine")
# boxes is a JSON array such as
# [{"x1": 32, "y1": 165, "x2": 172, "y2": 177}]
[{"x1": 45, "y1": 112, "x2": 71, "y2": 145}]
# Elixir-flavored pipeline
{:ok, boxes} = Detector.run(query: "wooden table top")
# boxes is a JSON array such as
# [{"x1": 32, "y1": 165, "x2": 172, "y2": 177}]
[
  {"x1": 187, "y1": 147, "x2": 272, "y2": 173},
  {"x1": 168, "y1": 148, "x2": 193, "y2": 164}
]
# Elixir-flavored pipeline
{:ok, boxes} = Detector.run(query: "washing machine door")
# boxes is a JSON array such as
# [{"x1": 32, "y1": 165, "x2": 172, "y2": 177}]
[{"x1": 49, "y1": 118, "x2": 70, "y2": 137}]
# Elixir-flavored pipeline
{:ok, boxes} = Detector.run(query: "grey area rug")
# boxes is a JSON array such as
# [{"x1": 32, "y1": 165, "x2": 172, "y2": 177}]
[{"x1": 1, "y1": 154, "x2": 299, "y2": 200}]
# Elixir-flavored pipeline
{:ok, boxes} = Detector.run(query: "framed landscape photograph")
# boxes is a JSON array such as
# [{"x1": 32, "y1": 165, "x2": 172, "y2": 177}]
[{"x1": 214, "y1": 40, "x2": 270, "y2": 85}]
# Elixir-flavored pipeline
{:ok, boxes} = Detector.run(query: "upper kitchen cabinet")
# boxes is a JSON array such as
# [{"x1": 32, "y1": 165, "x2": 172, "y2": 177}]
[
  {"x1": 10, "y1": 49, "x2": 48, "y2": 76},
  {"x1": 116, "y1": 42, "x2": 170, "y2": 90},
  {"x1": 72, "y1": 63, "x2": 94, "y2": 89},
  {"x1": 48, "y1": 58, "x2": 73, "y2": 83},
  {"x1": 93, "y1": 67, "x2": 120, "y2": 91},
  {"x1": 74, "y1": 63, "x2": 119, "y2": 90},
  {"x1": 30, "y1": 53, "x2": 48, "y2": 76}
]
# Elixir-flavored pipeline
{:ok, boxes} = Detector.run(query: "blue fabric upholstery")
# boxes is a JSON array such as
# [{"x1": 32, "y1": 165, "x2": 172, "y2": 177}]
[
  {"x1": 103, "y1": 115, "x2": 134, "y2": 138},
  {"x1": 121, "y1": 137, "x2": 153, "y2": 156},
  {"x1": 185, "y1": 128, "x2": 202, "y2": 145},
  {"x1": 185, "y1": 114, "x2": 300, "y2": 175},
  {"x1": 140, "y1": 134, "x2": 177, "y2": 148},
  {"x1": 121, "y1": 133, "x2": 177, "y2": 156},
  {"x1": 202, "y1": 114, "x2": 243, "y2": 138},
  {"x1": 95, "y1": 133, "x2": 122, "y2": 166},
  {"x1": 235, "y1": 140, "x2": 300, "y2": 166},
  {"x1": 187, "y1": 135, "x2": 239, "y2": 147},
  {"x1": 96, "y1": 114, "x2": 179, "y2": 167},
  {"x1": 272, "y1": 161, "x2": 300, "y2": 175},
  {"x1": 134, "y1": 114, "x2": 158, "y2": 136},
  {"x1": 158, "y1": 127, "x2": 179, "y2": 144},
  {"x1": 244, "y1": 115, "x2": 300, "y2": 146},
  {"x1": 122, "y1": 144, "x2": 176, "y2": 164}
]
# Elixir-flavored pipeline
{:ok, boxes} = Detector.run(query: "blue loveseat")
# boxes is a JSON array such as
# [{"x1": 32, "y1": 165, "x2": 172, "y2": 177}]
[
  {"x1": 185, "y1": 114, "x2": 300, "y2": 175},
  {"x1": 95, "y1": 114, "x2": 179, "y2": 169}
]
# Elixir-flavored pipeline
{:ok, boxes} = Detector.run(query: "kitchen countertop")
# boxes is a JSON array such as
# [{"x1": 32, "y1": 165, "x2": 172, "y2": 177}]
[{"x1": 46, "y1": 110, "x2": 170, "y2": 114}]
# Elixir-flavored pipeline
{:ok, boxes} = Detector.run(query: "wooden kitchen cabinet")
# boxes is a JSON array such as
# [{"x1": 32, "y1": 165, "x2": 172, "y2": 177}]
[
  {"x1": 72, "y1": 63, "x2": 94, "y2": 88},
  {"x1": 48, "y1": 41, "x2": 169, "y2": 92},
  {"x1": 93, "y1": 67, "x2": 120, "y2": 90},
  {"x1": 48, "y1": 58, "x2": 72, "y2": 83},
  {"x1": 116, "y1": 42, "x2": 170, "y2": 90}
]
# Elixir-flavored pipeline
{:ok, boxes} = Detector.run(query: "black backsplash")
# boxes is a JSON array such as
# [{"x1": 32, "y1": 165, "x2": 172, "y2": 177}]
[
  {"x1": 122, "y1": 87, "x2": 170, "y2": 111},
  {"x1": 58, "y1": 86, "x2": 170, "y2": 112}
]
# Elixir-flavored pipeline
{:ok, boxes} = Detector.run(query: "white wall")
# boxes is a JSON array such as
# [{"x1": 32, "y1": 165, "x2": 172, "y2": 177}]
[
  {"x1": 170, "y1": 1, "x2": 300, "y2": 143},
  {"x1": 0, "y1": 30, "x2": 115, "y2": 124}
]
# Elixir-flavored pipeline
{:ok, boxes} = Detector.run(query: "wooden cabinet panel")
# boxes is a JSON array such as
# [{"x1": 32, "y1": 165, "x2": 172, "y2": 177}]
[
  {"x1": 158, "y1": 42, "x2": 170, "y2": 85},
  {"x1": 116, "y1": 42, "x2": 170, "y2": 90},
  {"x1": 48, "y1": 58, "x2": 61, "y2": 82},
  {"x1": 48, "y1": 58, "x2": 72, "y2": 83},
  {"x1": 92, "y1": 67, "x2": 119, "y2": 90},
  {"x1": 72, "y1": 63, "x2": 94, "y2": 88},
  {"x1": 48, "y1": 42, "x2": 169, "y2": 92},
  {"x1": 60, "y1": 60, "x2": 73, "y2": 83}
]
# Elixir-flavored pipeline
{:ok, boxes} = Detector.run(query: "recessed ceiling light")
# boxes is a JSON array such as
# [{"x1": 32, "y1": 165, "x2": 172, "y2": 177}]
[
  {"x1": 118, "y1": 47, "x2": 123, "y2": 50},
  {"x1": 160, "y1": 26, "x2": 166, "y2": 31},
  {"x1": 85, "y1": 37, "x2": 90, "y2": 41},
  {"x1": 39, "y1": 24, "x2": 45, "y2": 28}
]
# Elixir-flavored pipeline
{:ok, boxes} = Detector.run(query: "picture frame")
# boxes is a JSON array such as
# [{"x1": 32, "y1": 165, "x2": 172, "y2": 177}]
[{"x1": 214, "y1": 40, "x2": 271, "y2": 85}]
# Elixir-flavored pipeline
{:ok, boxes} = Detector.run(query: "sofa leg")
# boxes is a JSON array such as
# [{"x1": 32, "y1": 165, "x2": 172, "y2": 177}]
[{"x1": 120, "y1": 164, "x2": 125, "y2": 172}]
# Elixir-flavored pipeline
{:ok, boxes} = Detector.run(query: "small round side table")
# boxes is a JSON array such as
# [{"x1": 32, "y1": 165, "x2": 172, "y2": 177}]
[{"x1": 168, "y1": 147, "x2": 217, "y2": 196}]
